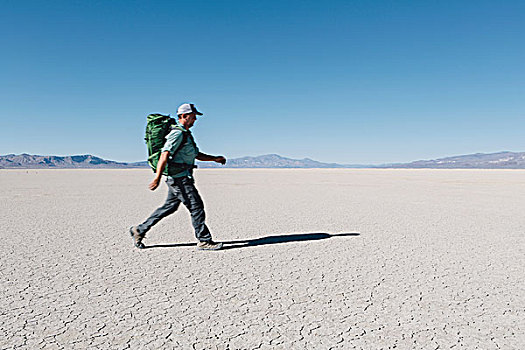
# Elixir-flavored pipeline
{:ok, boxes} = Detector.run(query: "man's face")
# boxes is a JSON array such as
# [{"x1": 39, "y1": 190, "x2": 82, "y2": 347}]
[{"x1": 180, "y1": 113, "x2": 197, "y2": 129}]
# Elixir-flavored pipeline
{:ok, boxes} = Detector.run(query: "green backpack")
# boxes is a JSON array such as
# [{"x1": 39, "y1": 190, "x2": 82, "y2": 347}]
[{"x1": 145, "y1": 114, "x2": 189, "y2": 176}]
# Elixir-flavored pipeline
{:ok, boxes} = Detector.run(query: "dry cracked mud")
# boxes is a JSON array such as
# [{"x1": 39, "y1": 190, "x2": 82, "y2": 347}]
[{"x1": 1, "y1": 169, "x2": 523, "y2": 349}]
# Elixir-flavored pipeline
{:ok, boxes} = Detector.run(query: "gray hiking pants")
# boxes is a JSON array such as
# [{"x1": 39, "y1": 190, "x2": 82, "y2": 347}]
[{"x1": 136, "y1": 176, "x2": 212, "y2": 242}]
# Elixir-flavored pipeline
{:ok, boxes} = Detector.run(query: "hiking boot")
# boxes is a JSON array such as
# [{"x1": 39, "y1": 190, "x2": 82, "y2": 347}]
[
  {"x1": 129, "y1": 226, "x2": 146, "y2": 249},
  {"x1": 197, "y1": 240, "x2": 223, "y2": 251}
]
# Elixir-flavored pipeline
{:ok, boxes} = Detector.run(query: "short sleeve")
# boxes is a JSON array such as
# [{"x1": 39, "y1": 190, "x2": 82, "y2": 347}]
[{"x1": 161, "y1": 128, "x2": 183, "y2": 154}]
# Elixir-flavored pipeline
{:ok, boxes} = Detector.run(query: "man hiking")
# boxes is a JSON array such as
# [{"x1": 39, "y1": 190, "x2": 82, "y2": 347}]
[{"x1": 130, "y1": 103, "x2": 226, "y2": 250}]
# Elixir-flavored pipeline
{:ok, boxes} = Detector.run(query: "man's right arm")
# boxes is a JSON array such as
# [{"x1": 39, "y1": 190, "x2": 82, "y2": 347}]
[
  {"x1": 148, "y1": 128, "x2": 183, "y2": 191},
  {"x1": 149, "y1": 151, "x2": 170, "y2": 191}
]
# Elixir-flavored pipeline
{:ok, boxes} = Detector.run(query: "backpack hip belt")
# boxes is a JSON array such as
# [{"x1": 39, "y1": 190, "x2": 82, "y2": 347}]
[{"x1": 169, "y1": 163, "x2": 198, "y2": 170}]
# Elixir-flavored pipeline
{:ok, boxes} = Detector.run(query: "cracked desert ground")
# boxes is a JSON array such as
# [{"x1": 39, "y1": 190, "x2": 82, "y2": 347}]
[{"x1": 1, "y1": 169, "x2": 524, "y2": 349}]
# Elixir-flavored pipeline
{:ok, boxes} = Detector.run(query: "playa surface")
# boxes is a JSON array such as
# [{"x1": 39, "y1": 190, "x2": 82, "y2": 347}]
[{"x1": 1, "y1": 169, "x2": 524, "y2": 349}]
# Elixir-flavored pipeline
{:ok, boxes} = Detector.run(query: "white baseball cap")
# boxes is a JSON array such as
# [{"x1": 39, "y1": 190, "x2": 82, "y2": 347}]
[{"x1": 177, "y1": 103, "x2": 203, "y2": 116}]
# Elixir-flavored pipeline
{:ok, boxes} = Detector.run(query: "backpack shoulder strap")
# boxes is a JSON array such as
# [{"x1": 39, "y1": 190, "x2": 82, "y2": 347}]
[
  {"x1": 171, "y1": 125, "x2": 190, "y2": 157},
  {"x1": 187, "y1": 132, "x2": 197, "y2": 149}
]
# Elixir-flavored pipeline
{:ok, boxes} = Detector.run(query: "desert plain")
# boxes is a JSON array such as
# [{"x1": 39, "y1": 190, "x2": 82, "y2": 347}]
[{"x1": 0, "y1": 168, "x2": 524, "y2": 349}]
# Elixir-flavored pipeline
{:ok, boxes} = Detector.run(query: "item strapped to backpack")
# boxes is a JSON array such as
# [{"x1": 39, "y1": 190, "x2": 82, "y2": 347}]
[{"x1": 145, "y1": 113, "x2": 196, "y2": 176}]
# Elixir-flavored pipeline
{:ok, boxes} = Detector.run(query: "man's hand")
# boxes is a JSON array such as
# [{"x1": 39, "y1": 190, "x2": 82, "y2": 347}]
[
  {"x1": 149, "y1": 151, "x2": 169, "y2": 191},
  {"x1": 149, "y1": 177, "x2": 160, "y2": 191},
  {"x1": 214, "y1": 156, "x2": 226, "y2": 165}
]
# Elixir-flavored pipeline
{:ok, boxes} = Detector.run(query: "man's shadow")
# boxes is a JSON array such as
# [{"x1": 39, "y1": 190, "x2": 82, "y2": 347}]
[{"x1": 145, "y1": 232, "x2": 360, "y2": 250}]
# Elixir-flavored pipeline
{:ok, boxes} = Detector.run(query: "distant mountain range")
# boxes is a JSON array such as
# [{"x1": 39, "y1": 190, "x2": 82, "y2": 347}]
[
  {"x1": 196, "y1": 154, "x2": 354, "y2": 168},
  {"x1": 1, "y1": 152, "x2": 525, "y2": 169},
  {"x1": 0, "y1": 154, "x2": 144, "y2": 169},
  {"x1": 383, "y1": 151, "x2": 525, "y2": 169}
]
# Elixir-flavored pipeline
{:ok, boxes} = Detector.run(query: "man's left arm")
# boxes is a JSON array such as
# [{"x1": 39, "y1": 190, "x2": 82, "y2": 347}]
[{"x1": 196, "y1": 152, "x2": 226, "y2": 165}]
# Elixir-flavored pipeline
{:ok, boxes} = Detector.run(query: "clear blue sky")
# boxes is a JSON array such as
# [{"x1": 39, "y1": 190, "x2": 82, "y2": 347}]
[{"x1": 1, "y1": 0, "x2": 524, "y2": 164}]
